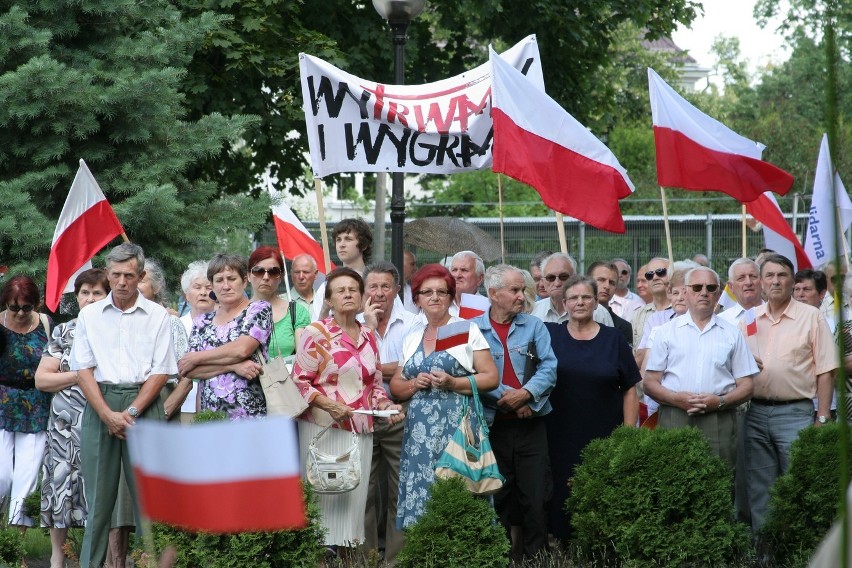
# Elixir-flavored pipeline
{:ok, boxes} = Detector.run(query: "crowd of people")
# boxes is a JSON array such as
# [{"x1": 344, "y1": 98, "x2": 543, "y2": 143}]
[{"x1": 0, "y1": 216, "x2": 849, "y2": 567}]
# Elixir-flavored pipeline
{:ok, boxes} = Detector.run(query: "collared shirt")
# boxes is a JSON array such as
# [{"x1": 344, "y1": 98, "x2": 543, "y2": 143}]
[
  {"x1": 646, "y1": 312, "x2": 758, "y2": 396},
  {"x1": 357, "y1": 299, "x2": 417, "y2": 396},
  {"x1": 530, "y1": 298, "x2": 613, "y2": 326},
  {"x1": 631, "y1": 302, "x2": 671, "y2": 349},
  {"x1": 609, "y1": 290, "x2": 644, "y2": 321},
  {"x1": 821, "y1": 293, "x2": 850, "y2": 322},
  {"x1": 472, "y1": 312, "x2": 557, "y2": 422},
  {"x1": 288, "y1": 288, "x2": 316, "y2": 313},
  {"x1": 637, "y1": 308, "x2": 676, "y2": 350},
  {"x1": 70, "y1": 292, "x2": 177, "y2": 384},
  {"x1": 718, "y1": 301, "x2": 764, "y2": 325},
  {"x1": 403, "y1": 283, "x2": 418, "y2": 314},
  {"x1": 743, "y1": 299, "x2": 838, "y2": 401}
]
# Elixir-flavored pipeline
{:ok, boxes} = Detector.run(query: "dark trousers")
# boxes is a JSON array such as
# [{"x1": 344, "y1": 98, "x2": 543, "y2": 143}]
[
  {"x1": 658, "y1": 405, "x2": 737, "y2": 469},
  {"x1": 364, "y1": 412, "x2": 405, "y2": 564},
  {"x1": 491, "y1": 417, "x2": 550, "y2": 559},
  {"x1": 80, "y1": 384, "x2": 164, "y2": 568}
]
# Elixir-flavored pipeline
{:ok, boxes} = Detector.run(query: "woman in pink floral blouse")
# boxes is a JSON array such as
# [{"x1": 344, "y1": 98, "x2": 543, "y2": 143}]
[{"x1": 293, "y1": 267, "x2": 404, "y2": 552}]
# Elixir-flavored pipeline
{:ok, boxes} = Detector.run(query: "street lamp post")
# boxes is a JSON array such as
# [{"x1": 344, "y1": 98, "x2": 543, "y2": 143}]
[{"x1": 372, "y1": 0, "x2": 425, "y2": 294}]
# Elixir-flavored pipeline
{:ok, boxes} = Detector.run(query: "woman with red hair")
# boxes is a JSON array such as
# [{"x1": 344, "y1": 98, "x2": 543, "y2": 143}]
[
  {"x1": 248, "y1": 246, "x2": 310, "y2": 358},
  {"x1": 0, "y1": 275, "x2": 52, "y2": 530},
  {"x1": 390, "y1": 264, "x2": 498, "y2": 528}
]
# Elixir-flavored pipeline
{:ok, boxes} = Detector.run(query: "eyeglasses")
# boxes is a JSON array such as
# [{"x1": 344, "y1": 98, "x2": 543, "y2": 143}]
[
  {"x1": 620, "y1": 270, "x2": 629, "y2": 276},
  {"x1": 250, "y1": 266, "x2": 282, "y2": 278},
  {"x1": 417, "y1": 289, "x2": 450, "y2": 298},
  {"x1": 689, "y1": 284, "x2": 719, "y2": 293},
  {"x1": 7, "y1": 304, "x2": 34, "y2": 313},
  {"x1": 544, "y1": 273, "x2": 571, "y2": 283},
  {"x1": 644, "y1": 268, "x2": 668, "y2": 280}
]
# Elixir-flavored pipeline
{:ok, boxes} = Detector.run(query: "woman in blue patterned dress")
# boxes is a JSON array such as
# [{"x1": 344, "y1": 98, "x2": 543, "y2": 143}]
[
  {"x1": 390, "y1": 264, "x2": 498, "y2": 528},
  {"x1": 0, "y1": 275, "x2": 52, "y2": 531},
  {"x1": 178, "y1": 254, "x2": 272, "y2": 420},
  {"x1": 35, "y1": 268, "x2": 109, "y2": 568}
]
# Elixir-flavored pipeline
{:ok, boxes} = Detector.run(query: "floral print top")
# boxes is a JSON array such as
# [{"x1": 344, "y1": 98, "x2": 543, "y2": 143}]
[
  {"x1": 0, "y1": 316, "x2": 53, "y2": 432},
  {"x1": 188, "y1": 301, "x2": 272, "y2": 420},
  {"x1": 293, "y1": 318, "x2": 390, "y2": 433}
]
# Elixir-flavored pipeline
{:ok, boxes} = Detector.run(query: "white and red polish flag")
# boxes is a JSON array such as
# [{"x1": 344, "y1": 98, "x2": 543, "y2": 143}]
[
  {"x1": 272, "y1": 202, "x2": 334, "y2": 274},
  {"x1": 490, "y1": 49, "x2": 634, "y2": 234},
  {"x1": 435, "y1": 321, "x2": 472, "y2": 353},
  {"x1": 746, "y1": 192, "x2": 812, "y2": 272},
  {"x1": 648, "y1": 68, "x2": 794, "y2": 202},
  {"x1": 459, "y1": 293, "x2": 490, "y2": 320},
  {"x1": 127, "y1": 416, "x2": 306, "y2": 533},
  {"x1": 45, "y1": 160, "x2": 124, "y2": 312},
  {"x1": 744, "y1": 308, "x2": 757, "y2": 336}
]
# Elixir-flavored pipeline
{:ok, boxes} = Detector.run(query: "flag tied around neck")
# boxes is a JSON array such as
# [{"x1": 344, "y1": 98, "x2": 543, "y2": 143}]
[
  {"x1": 803, "y1": 134, "x2": 851, "y2": 268},
  {"x1": 272, "y1": 202, "x2": 335, "y2": 274},
  {"x1": 648, "y1": 68, "x2": 794, "y2": 202},
  {"x1": 490, "y1": 48, "x2": 634, "y2": 233},
  {"x1": 127, "y1": 416, "x2": 306, "y2": 533},
  {"x1": 435, "y1": 321, "x2": 472, "y2": 353},
  {"x1": 459, "y1": 293, "x2": 490, "y2": 320},
  {"x1": 746, "y1": 192, "x2": 812, "y2": 272},
  {"x1": 45, "y1": 160, "x2": 124, "y2": 312}
]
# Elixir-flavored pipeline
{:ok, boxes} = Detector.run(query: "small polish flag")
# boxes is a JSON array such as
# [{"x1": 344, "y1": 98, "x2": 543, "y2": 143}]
[
  {"x1": 272, "y1": 202, "x2": 334, "y2": 274},
  {"x1": 45, "y1": 160, "x2": 124, "y2": 312},
  {"x1": 648, "y1": 68, "x2": 794, "y2": 202},
  {"x1": 744, "y1": 308, "x2": 757, "y2": 337},
  {"x1": 435, "y1": 321, "x2": 472, "y2": 353},
  {"x1": 127, "y1": 417, "x2": 306, "y2": 533},
  {"x1": 458, "y1": 293, "x2": 490, "y2": 320}
]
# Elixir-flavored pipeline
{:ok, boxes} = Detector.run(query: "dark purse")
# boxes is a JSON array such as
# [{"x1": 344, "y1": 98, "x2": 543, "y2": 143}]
[{"x1": 522, "y1": 340, "x2": 540, "y2": 383}]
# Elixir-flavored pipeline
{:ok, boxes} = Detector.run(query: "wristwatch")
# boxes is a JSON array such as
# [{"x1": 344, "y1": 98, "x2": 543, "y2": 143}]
[
  {"x1": 817, "y1": 415, "x2": 830, "y2": 424},
  {"x1": 718, "y1": 396, "x2": 726, "y2": 410},
  {"x1": 127, "y1": 406, "x2": 139, "y2": 418}
]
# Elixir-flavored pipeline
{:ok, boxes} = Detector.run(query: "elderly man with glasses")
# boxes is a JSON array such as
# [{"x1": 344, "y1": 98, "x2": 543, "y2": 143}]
[
  {"x1": 530, "y1": 253, "x2": 612, "y2": 326},
  {"x1": 631, "y1": 257, "x2": 671, "y2": 361},
  {"x1": 644, "y1": 267, "x2": 757, "y2": 468},
  {"x1": 609, "y1": 258, "x2": 644, "y2": 321}
]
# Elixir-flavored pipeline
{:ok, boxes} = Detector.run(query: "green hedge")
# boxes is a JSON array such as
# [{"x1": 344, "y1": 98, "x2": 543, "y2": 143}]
[{"x1": 569, "y1": 426, "x2": 750, "y2": 567}]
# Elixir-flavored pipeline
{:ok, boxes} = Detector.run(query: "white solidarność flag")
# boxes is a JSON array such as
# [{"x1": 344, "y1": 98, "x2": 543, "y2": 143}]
[{"x1": 803, "y1": 133, "x2": 851, "y2": 268}]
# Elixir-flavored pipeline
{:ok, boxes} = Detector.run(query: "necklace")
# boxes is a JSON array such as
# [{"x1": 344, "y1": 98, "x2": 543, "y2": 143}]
[{"x1": 3, "y1": 310, "x2": 37, "y2": 334}]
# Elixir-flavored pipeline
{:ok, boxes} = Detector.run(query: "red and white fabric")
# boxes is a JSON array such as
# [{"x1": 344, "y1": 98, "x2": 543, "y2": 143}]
[{"x1": 272, "y1": 202, "x2": 334, "y2": 274}]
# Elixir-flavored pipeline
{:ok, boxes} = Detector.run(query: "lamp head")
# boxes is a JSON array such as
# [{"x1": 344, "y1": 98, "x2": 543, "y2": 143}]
[{"x1": 372, "y1": 0, "x2": 425, "y2": 24}]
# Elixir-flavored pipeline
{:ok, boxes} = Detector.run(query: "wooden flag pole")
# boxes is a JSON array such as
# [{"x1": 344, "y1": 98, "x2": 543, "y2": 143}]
[
  {"x1": 280, "y1": 250, "x2": 292, "y2": 299},
  {"x1": 741, "y1": 204, "x2": 747, "y2": 258},
  {"x1": 497, "y1": 174, "x2": 506, "y2": 264},
  {"x1": 660, "y1": 187, "x2": 674, "y2": 266},
  {"x1": 121, "y1": 232, "x2": 130, "y2": 243},
  {"x1": 555, "y1": 211, "x2": 568, "y2": 255},
  {"x1": 314, "y1": 178, "x2": 332, "y2": 274}
]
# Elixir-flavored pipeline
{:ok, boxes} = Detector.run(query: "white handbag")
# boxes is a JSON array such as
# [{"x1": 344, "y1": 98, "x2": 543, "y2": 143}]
[{"x1": 306, "y1": 422, "x2": 361, "y2": 494}]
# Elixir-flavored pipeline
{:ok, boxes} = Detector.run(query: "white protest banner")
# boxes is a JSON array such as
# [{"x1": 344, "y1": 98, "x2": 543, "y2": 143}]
[{"x1": 299, "y1": 35, "x2": 543, "y2": 178}]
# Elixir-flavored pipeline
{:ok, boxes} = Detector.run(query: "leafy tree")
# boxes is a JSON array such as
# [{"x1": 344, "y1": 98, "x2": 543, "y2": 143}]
[{"x1": 0, "y1": 0, "x2": 269, "y2": 287}]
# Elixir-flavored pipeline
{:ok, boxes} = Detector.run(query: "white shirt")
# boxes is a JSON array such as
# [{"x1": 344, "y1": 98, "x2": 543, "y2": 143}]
[
  {"x1": 71, "y1": 292, "x2": 177, "y2": 384},
  {"x1": 403, "y1": 283, "x2": 418, "y2": 314},
  {"x1": 530, "y1": 298, "x2": 614, "y2": 326},
  {"x1": 637, "y1": 308, "x2": 676, "y2": 350},
  {"x1": 609, "y1": 291, "x2": 644, "y2": 321},
  {"x1": 718, "y1": 301, "x2": 763, "y2": 325},
  {"x1": 646, "y1": 312, "x2": 758, "y2": 396},
  {"x1": 179, "y1": 313, "x2": 200, "y2": 413},
  {"x1": 357, "y1": 301, "x2": 417, "y2": 368}
]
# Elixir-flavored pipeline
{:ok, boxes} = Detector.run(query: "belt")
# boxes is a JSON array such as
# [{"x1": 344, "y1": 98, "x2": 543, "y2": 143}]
[
  {"x1": 98, "y1": 383, "x2": 144, "y2": 393},
  {"x1": 751, "y1": 398, "x2": 810, "y2": 406}
]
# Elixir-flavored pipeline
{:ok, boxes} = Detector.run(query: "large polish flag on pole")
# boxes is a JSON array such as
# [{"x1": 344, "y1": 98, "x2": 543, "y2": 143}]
[
  {"x1": 128, "y1": 416, "x2": 307, "y2": 533},
  {"x1": 45, "y1": 160, "x2": 124, "y2": 312},
  {"x1": 272, "y1": 202, "x2": 335, "y2": 274},
  {"x1": 648, "y1": 68, "x2": 794, "y2": 202},
  {"x1": 746, "y1": 192, "x2": 812, "y2": 272},
  {"x1": 490, "y1": 49, "x2": 634, "y2": 234},
  {"x1": 803, "y1": 134, "x2": 851, "y2": 268}
]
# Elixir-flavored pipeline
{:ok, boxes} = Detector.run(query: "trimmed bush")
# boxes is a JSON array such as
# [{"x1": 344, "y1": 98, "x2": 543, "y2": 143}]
[
  {"x1": 569, "y1": 425, "x2": 750, "y2": 567},
  {"x1": 762, "y1": 422, "x2": 852, "y2": 567},
  {"x1": 397, "y1": 476, "x2": 510, "y2": 568},
  {"x1": 0, "y1": 525, "x2": 23, "y2": 567}
]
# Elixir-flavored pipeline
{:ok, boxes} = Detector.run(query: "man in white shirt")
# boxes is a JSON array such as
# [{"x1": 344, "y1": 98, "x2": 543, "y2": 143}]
[
  {"x1": 631, "y1": 257, "x2": 671, "y2": 356},
  {"x1": 449, "y1": 250, "x2": 486, "y2": 316},
  {"x1": 610, "y1": 258, "x2": 644, "y2": 321},
  {"x1": 70, "y1": 243, "x2": 177, "y2": 568},
  {"x1": 290, "y1": 254, "x2": 319, "y2": 312},
  {"x1": 359, "y1": 262, "x2": 416, "y2": 563},
  {"x1": 531, "y1": 253, "x2": 613, "y2": 326},
  {"x1": 719, "y1": 258, "x2": 764, "y2": 325},
  {"x1": 644, "y1": 266, "x2": 757, "y2": 468},
  {"x1": 402, "y1": 250, "x2": 418, "y2": 314}
]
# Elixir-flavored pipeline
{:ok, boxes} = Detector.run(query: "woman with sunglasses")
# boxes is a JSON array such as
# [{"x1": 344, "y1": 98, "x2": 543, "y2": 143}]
[
  {"x1": 543, "y1": 275, "x2": 639, "y2": 543},
  {"x1": 390, "y1": 264, "x2": 498, "y2": 529},
  {"x1": 248, "y1": 246, "x2": 310, "y2": 358},
  {"x1": 0, "y1": 275, "x2": 52, "y2": 531},
  {"x1": 178, "y1": 254, "x2": 272, "y2": 420}
]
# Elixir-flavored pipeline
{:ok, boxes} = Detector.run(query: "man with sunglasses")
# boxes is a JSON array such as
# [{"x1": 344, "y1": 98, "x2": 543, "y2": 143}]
[
  {"x1": 631, "y1": 258, "x2": 671, "y2": 359},
  {"x1": 644, "y1": 267, "x2": 757, "y2": 469},
  {"x1": 743, "y1": 254, "x2": 837, "y2": 533},
  {"x1": 530, "y1": 253, "x2": 612, "y2": 326},
  {"x1": 610, "y1": 259, "x2": 644, "y2": 321}
]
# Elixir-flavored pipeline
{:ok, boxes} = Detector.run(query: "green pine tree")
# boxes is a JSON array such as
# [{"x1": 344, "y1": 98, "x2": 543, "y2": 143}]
[{"x1": 0, "y1": 0, "x2": 269, "y2": 288}]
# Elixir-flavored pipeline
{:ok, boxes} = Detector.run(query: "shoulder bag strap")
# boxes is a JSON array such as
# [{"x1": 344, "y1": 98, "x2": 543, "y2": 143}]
[
  {"x1": 39, "y1": 313, "x2": 50, "y2": 337},
  {"x1": 289, "y1": 300, "x2": 298, "y2": 334}
]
